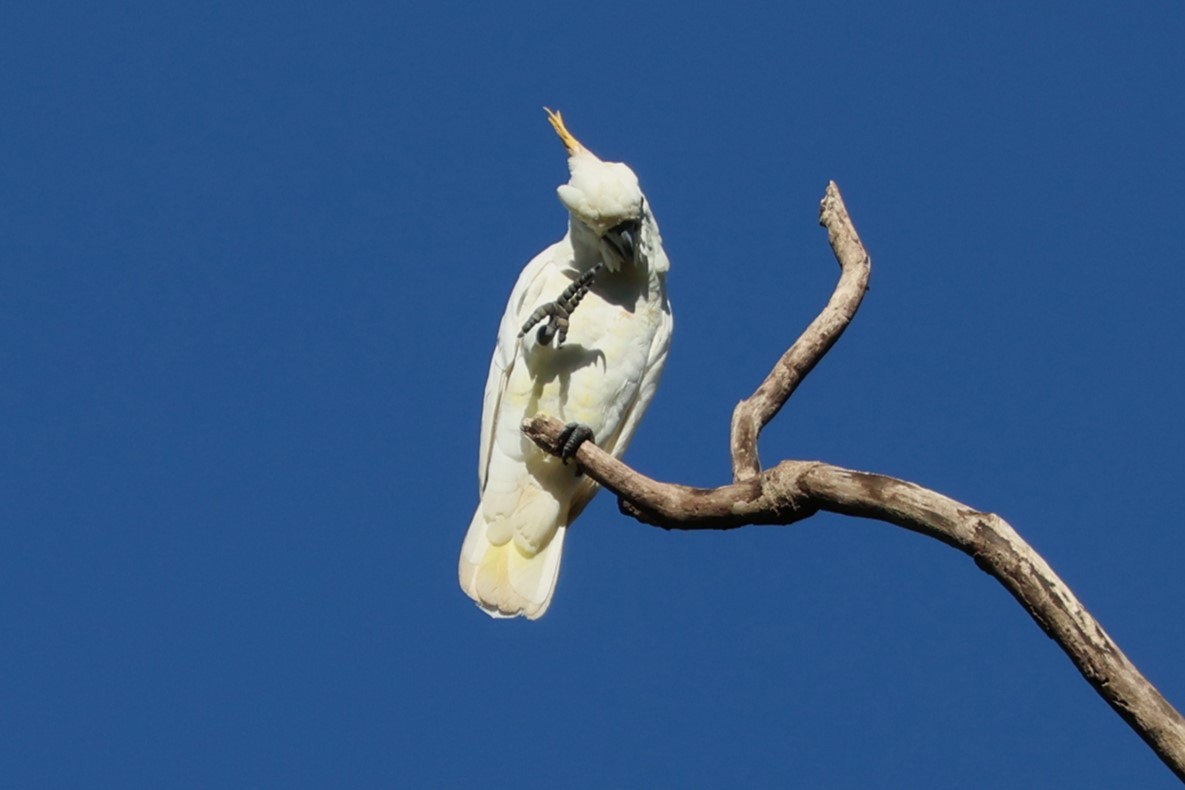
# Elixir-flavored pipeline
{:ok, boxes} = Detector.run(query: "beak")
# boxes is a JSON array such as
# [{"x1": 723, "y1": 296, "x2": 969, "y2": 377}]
[{"x1": 602, "y1": 219, "x2": 640, "y2": 269}]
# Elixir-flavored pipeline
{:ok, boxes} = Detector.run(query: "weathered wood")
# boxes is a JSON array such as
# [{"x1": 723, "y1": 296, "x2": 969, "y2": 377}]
[
  {"x1": 521, "y1": 181, "x2": 1185, "y2": 781},
  {"x1": 729, "y1": 181, "x2": 870, "y2": 482}
]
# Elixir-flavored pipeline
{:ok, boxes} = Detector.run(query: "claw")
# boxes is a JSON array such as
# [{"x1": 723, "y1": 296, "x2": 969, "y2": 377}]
[
  {"x1": 518, "y1": 262, "x2": 604, "y2": 348},
  {"x1": 538, "y1": 315, "x2": 569, "y2": 346},
  {"x1": 556, "y1": 422, "x2": 595, "y2": 465}
]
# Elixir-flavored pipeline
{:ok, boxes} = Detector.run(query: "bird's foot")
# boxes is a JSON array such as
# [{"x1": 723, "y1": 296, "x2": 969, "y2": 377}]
[
  {"x1": 557, "y1": 422, "x2": 595, "y2": 468},
  {"x1": 519, "y1": 302, "x2": 571, "y2": 347},
  {"x1": 518, "y1": 262, "x2": 604, "y2": 348}
]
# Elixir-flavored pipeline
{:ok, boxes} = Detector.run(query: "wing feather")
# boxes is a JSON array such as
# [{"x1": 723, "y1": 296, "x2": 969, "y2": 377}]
[{"x1": 478, "y1": 241, "x2": 570, "y2": 490}]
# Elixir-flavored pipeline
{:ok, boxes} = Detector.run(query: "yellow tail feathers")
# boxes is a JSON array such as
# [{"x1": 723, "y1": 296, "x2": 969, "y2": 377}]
[{"x1": 459, "y1": 506, "x2": 566, "y2": 620}]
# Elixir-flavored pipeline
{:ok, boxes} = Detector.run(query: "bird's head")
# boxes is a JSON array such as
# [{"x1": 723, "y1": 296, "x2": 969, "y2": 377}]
[{"x1": 546, "y1": 109, "x2": 661, "y2": 273}]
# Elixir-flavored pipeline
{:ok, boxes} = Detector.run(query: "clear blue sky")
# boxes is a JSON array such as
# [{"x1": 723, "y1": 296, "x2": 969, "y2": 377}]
[{"x1": 3, "y1": 2, "x2": 1183, "y2": 787}]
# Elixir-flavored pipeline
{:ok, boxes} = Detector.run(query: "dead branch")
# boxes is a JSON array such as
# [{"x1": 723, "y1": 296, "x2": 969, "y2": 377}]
[
  {"x1": 521, "y1": 181, "x2": 1185, "y2": 781},
  {"x1": 730, "y1": 183, "x2": 871, "y2": 482}
]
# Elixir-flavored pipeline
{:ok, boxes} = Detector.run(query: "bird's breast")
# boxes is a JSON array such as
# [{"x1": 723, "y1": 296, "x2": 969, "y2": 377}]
[{"x1": 506, "y1": 272, "x2": 667, "y2": 439}]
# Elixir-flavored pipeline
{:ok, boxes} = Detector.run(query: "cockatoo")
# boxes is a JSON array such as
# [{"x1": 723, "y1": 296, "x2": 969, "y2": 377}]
[{"x1": 459, "y1": 110, "x2": 673, "y2": 619}]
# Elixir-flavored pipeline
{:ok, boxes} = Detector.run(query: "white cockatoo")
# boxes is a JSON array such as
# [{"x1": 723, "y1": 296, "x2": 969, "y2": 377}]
[{"x1": 459, "y1": 110, "x2": 673, "y2": 619}]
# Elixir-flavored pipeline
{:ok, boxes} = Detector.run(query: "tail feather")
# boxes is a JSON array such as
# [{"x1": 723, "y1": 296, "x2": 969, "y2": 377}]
[{"x1": 459, "y1": 506, "x2": 566, "y2": 620}]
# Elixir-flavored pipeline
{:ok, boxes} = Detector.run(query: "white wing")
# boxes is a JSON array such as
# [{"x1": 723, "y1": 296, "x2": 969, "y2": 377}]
[
  {"x1": 477, "y1": 241, "x2": 569, "y2": 490},
  {"x1": 464, "y1": 240, "x2": 575, "y2": 619}
]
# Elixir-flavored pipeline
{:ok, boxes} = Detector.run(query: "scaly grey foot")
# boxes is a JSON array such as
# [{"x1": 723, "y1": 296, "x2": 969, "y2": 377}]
[
  {"x1": 556, "y1": 422, "x2": 595, "y2": 467},
  {"x1": 518, "y1": 262, "x2": 604, "y2": 347}
]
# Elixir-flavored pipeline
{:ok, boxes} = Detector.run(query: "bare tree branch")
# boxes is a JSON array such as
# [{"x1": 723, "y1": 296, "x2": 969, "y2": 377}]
[
  {"x1": 730, "y1": 181, "x2": 870, "y2": 482},
  {"x1": 521, "y1": 181, "x2": 1185, "y2": 781}
]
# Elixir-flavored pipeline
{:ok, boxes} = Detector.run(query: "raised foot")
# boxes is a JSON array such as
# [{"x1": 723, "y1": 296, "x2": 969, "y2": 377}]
[
  {"x1": 518, "y1": 262, "x2": 604, "y2": 347},
  {"x1": 557, "y1": 422, "x2": 595, "y2": 466}
]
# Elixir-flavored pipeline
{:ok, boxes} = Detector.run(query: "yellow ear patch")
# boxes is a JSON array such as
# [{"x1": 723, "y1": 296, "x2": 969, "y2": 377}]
[{"x1": 544, "y1": 107, "x2": 586, "y2": 155}]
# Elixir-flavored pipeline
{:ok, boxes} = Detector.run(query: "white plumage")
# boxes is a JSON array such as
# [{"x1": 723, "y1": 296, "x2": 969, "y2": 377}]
[{"x1": 458, "y1": 110, "x2": 673, "y2": 619}]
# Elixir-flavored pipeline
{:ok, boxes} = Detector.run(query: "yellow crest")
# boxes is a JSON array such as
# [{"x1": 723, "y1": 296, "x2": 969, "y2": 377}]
[{"x1": 544, "y1": 108, "x2": 586, "y2": 155}]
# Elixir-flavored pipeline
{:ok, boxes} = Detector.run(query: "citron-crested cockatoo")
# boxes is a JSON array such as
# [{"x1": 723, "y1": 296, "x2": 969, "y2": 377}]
[{"x1": 459, "y1": 110, "x2": 673, "y2": 619}]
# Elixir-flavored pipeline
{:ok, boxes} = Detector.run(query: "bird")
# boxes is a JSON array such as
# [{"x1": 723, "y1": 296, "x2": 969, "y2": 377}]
[{"x1": 458, "y1": 109, "x2": 673, "y2": 619}]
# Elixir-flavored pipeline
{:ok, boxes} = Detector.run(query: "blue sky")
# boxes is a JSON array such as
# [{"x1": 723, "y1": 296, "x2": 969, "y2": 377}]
[{"x1": 3, "y1": 1, "x2": 1184, "y2": 787}]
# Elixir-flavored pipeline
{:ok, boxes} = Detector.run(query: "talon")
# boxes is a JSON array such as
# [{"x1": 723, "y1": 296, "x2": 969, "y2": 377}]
[
  {"x1": 517, "y1": 262, "x2": 604, "y2": 349},
  {"x1": 520, "y1": 302, "x2": 568, "y2": 346},
  {"x1": 537, "y1": 315, "x2": 568, "y2": 346},
  {"x1": 557, "y1": 422, "x2": 595, "y2": 465}
]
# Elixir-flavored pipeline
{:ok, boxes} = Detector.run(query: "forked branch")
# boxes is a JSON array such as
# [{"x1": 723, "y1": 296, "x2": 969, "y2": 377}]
[{"x1": 521, "y1": 181, "x2": 1185, "y2": 781}]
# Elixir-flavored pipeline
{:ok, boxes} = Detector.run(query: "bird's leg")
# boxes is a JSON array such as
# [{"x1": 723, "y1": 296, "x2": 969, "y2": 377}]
[
  {"x1": 556, "y1": 422, "x2": 596, "y2": 468},
  {"x1": 518, "y1": 262, "x2": 604, "y2": 347}
]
